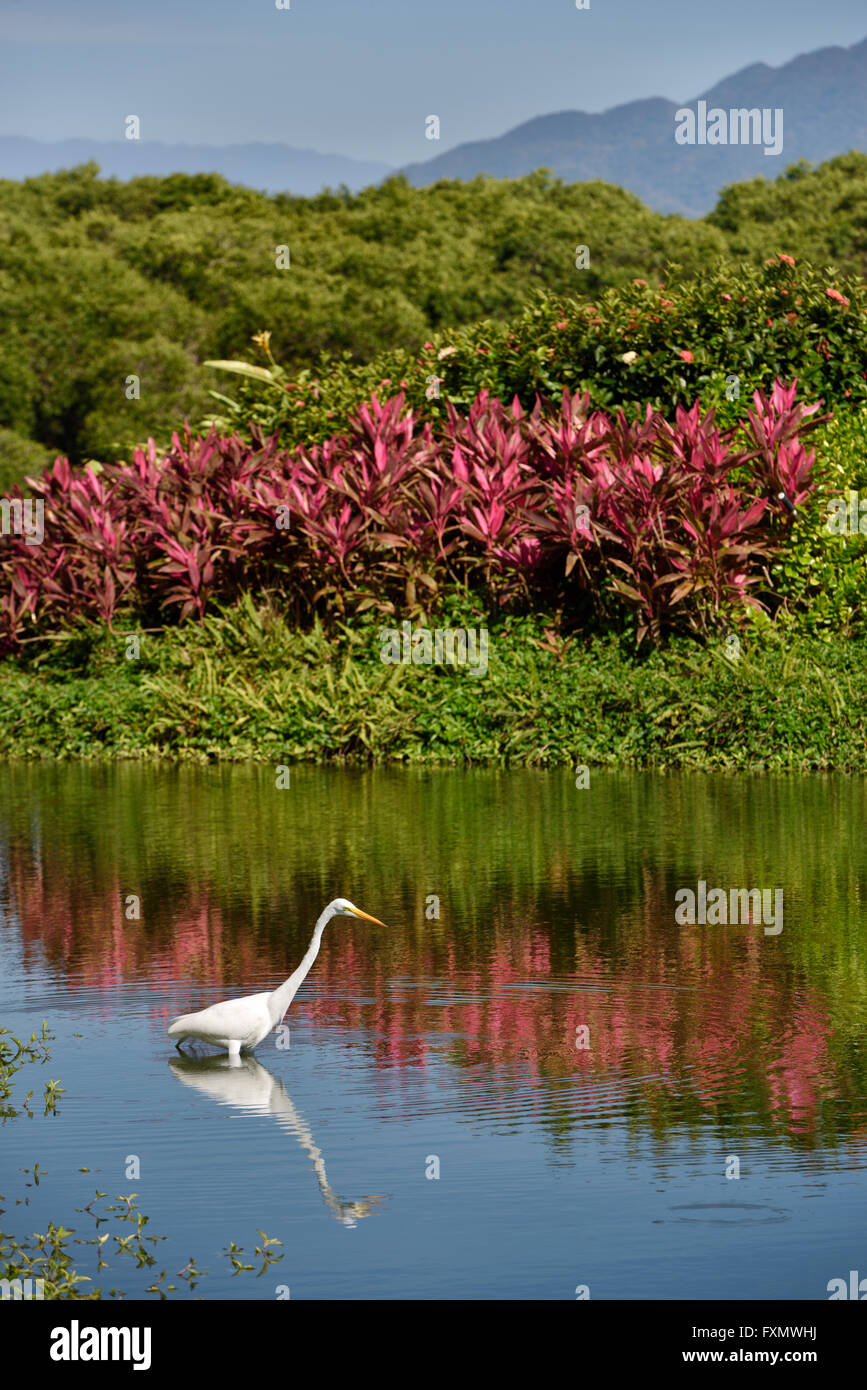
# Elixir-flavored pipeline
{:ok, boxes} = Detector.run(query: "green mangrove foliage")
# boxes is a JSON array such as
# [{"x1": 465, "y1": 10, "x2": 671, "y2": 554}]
[{"x1": 2, "y1": 154, "x2": 867, "y2": 469}]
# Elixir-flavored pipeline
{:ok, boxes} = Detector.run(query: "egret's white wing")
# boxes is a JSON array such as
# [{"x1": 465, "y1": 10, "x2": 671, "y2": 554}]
[{"x1": 168, "y1": 990, "x2": 271, "y2": 1040}]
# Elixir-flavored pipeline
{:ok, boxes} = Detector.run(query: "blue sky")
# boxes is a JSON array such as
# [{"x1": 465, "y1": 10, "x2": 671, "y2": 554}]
[{"x1": 1, "y1": 0, "x2": 865, "y2": 165}]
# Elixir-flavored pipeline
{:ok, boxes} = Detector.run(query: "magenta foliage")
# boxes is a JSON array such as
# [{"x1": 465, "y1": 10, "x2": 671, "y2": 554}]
[
  {"x1": 740, "y1": 379, "x2": 824, "y2": 507},
  {"x1": 0, "y1": 379, "x2": 827, "y2": 650}
]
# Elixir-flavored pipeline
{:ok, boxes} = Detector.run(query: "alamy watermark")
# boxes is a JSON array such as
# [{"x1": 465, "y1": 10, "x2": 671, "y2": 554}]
[
  {"x1": 50, "y1": 1321, "x2": 151, "y2": 1371},
  {"x1": 675, "y1": 880, "x2": 783, "y2": 936},
  {"x1": 379, "y1": 622, "x2": 489, "y2": 677},
  {"x1": 675, "y1": 102, "x2": 783, "y2": 157},
  {"x1": 824, "y1": 491, "x2": 867, "y2": 534},
  {"x1": 1, "y1": 1277, "x2": 45, "y2": 1299},
  {"x1": 828, "y1": 1270, "x2": 867, "y2": 1299},
  {"x1": 0, "y1": 497, "x2": 44, "y2": 545}
]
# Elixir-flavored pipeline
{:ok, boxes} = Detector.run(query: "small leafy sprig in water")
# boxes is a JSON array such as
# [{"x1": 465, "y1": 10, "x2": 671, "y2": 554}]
[
  {"x1": 0, "y1": 1219, "x2": 98, "y2": 1300},
  {"x1": 103, "y1": 1194, "x2": 162, "y2": 1271},
  {"x1": 43, "y1": 1078, "x2": 66, "y2": 1115},
  {"x1": 224, "y1": 1238, "x2": 254, "y2": 1276},
  {"x1": 223, "y1": 1232, "x2": 283, "y2": 1278},
  {"x1": 253, "y1": 1230, "x2": 284, "y2": 1277},
  {"x1": 0, "y1": 1022, "x2": 62, "y2": 1120}
]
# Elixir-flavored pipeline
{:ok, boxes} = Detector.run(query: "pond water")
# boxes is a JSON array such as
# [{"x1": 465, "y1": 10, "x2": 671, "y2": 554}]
[{"x1": 1, "y1": 765, "x2": 866, "y2": 1300}]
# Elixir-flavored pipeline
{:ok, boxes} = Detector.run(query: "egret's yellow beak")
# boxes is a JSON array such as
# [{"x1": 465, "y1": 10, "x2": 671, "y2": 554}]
[{"x1": 349, "y1": 906, "x2": 388, "y2": 928}]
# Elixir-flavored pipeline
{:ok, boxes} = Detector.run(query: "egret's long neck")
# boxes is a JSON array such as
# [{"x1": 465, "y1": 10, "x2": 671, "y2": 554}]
[{"x1": 268, "y1": 906, "x2": 334, "y2": 1025}]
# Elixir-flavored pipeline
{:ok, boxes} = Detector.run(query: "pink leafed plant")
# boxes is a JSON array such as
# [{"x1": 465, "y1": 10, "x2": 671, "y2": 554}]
[{"x1": 0, "y1": 379, "x2": 828, "y2": 651}]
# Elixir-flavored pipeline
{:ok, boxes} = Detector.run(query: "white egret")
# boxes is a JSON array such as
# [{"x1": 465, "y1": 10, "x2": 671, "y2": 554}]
[{"x1": 167, "y1": 898, "x2": 387, "y2": 1057}]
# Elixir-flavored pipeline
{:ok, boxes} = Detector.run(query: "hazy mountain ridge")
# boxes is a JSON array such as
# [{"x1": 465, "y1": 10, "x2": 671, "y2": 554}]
[
  {"x1": 400, "y1": 36, "x2": 867, "y2": 215},
  {"x1": 0, "y1": 135, "x2": 392, "y2": 197}
]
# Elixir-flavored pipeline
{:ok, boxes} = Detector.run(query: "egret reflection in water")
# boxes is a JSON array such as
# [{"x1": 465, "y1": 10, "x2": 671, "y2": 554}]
[{"x1": 169, "y1": 1053, "x2": 385, "y2": 1227}]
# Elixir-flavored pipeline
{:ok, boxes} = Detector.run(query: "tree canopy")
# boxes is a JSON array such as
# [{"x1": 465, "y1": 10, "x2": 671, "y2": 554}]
[{"x1": 1, "y1": 153, "x2": 866, "y2": 474}]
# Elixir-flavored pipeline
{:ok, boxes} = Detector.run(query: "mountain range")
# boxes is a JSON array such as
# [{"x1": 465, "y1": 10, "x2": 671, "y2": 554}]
[
  {"x1": 1, "y1": 35, "x2": 865, "y2": 215},
  {"x1": 399, "y1": 35, "x2": 867, "y2": 215},
  {"x1": 0, "y1": 136, "x2": 391, "y2": 198}
]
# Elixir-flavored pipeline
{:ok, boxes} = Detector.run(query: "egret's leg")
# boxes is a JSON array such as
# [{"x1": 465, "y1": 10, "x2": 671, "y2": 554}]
[
  {"x1": 175, "y1": 1037, "x2": 188, "y2": 1054},
  {"x1": 227, "y1": 1039, "x2": 242, "y2": 1058}
]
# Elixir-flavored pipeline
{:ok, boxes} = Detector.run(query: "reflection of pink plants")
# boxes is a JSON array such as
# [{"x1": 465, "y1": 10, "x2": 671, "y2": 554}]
[
  {"x1": 1, "y1": 379, "x2": 826, "y2": 649},
  {"x1": 4, "y1": 842, "x2": 842, "y2": 1139}
]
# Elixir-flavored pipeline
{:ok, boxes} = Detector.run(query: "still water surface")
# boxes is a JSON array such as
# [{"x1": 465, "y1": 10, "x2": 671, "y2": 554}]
[{"x1": 1, "y1": 765, "x2": 866, "y2": 1299}]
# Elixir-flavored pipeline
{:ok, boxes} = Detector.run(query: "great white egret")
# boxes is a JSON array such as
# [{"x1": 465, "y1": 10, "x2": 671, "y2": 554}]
[{"x1": 167, "y1": 898, "x2": 387, "y2": 1057}]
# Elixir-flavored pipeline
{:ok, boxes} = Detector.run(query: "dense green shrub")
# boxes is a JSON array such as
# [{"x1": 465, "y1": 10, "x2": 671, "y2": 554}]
[
  {"x1": 205, "y1": 256, "x2": 867, "y2": 448},
  {"x1": 769, "y1": 404, "x2": 867, "y2": 634},
  {"x1": 0, "y1": 428, "x2": 54, "y2": 496},
  {"x1": 0, "y1": 164, "x2": 725, "y2": 467}
]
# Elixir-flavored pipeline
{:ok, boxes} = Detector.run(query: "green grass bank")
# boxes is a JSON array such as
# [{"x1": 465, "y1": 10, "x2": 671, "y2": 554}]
[{"x1": 2, "y1": 602, "x2": 865, "y2": 770}]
